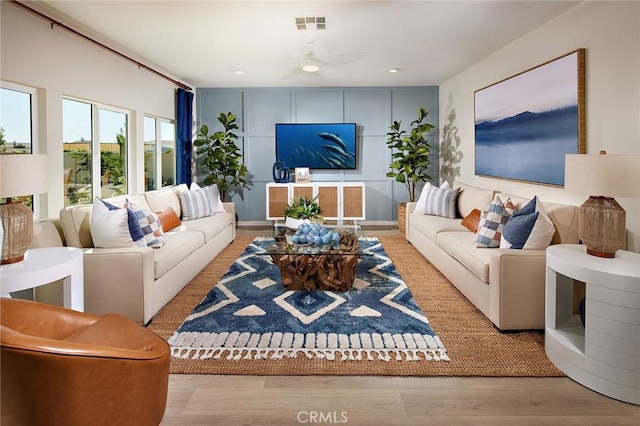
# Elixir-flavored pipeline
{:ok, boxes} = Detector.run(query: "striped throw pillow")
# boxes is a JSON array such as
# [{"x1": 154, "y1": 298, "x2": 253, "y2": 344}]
[
  {"x1": 417, "y1": 182, "x2": 460, "y2": 219},
  {"x1": 177, "y1": 183, "x2": 214, "y2": 220}
]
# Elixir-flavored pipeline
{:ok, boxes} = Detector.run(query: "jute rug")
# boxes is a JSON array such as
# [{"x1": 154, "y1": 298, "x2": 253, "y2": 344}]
[
  {"x1": 168, "y1": 237, "x2": 448, "y2": 362},
  {"x1": 148, "y1": 235, "x2": 563, "y2": 377}
]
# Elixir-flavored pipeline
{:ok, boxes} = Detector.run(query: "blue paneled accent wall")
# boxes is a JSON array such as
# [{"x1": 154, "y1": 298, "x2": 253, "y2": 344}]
[{"x1": 196, "y1": 87, "x2": 438, "y2": 223}]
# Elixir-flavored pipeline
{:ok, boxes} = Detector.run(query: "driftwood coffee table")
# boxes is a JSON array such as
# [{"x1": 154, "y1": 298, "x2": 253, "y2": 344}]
[{"x1": 261, "y1": 225, "x2": 365, "y2": 292}]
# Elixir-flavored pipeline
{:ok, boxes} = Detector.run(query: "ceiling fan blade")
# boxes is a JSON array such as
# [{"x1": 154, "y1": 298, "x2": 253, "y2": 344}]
[{"x1": 324, "y1": 51, "x2": 370, "y2": 67}]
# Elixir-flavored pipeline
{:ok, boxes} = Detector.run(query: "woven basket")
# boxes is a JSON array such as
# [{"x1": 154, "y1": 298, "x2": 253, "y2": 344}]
[{"x1": 397, "y1": 202, "x2": 407, "y2": 233}]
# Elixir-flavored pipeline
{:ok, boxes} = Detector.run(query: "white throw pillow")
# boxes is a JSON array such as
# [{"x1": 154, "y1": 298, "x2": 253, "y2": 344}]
[
  {"x1": 203, "y1": 183, "x2": 225, "y2": 213},
  {"x1": 90, "y1": 197, "x2": 137, "y2": 248}
]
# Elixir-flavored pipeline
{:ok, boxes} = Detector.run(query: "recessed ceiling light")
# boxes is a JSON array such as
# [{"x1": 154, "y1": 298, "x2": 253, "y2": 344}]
[
  {"x1": 235, "y1": 70, "x2": 244, "y2": 74},
  {"x1": 389, "y1": 68, "x2": 399, "y2": 73}
]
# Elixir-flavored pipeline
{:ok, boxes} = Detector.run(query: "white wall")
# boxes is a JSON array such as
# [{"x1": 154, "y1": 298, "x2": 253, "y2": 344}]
[
  {"x1": 1, "y1": 2, "x2": 189, "y2": 218},
  {"x1": 439, "y1": 1, "x2": 640, "y2": 252}
]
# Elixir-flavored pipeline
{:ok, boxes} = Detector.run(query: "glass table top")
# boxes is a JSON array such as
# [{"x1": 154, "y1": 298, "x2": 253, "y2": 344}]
[{"x1": 258, "y1": 223, "x2": 366, "y2": 256}]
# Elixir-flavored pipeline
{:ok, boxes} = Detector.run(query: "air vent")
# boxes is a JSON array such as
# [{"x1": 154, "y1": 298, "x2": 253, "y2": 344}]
[{"x1": 295, "y1": 16, "x2": 326, "y2": 30}]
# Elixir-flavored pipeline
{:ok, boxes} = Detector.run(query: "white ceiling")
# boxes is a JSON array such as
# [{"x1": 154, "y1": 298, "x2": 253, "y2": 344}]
[{"x1": 35, "y1": 0, "x2": 579, "y2": 89}]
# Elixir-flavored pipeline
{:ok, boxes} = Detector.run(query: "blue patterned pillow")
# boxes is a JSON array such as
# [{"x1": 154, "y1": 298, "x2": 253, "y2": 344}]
[
  {"x1": 415, "y1": 182, "x2": 460, "y2": 219},
  {"x1": 474, "y1": 196, "x2": 515, "y2": 248},
  {"x1": 125, "y1": 201, "x2": 166, "y2": 248}
]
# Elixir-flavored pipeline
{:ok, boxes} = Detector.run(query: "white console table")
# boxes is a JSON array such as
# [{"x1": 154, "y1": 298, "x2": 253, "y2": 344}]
[
  {"x1": 545, "y1": 244, "x2": 639, "y2": 405},
  {"x1": 266, "y1": 182, "x2": 365, "y2": 223},
  {"x1": 0, "y1": 247, "x2": 84, "y2": 312}
]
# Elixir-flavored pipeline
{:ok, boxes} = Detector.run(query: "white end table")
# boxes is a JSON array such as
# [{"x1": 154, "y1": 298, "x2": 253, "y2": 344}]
[
  {"x1": 545, "y1": 244, "x2": 640, "y2": 405},
  {"x1": 0, "y1": 247, "x2": 84, "y2": 312}
]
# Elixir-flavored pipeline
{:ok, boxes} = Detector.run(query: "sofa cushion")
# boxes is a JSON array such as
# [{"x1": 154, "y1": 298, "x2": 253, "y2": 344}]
[
  {"x1": 408, "y1": 212, "x2": 468, "y2": 242},
  {"x1": 415, "y1": 182, "x2": 460, "y2": 218},
  {"x1": 152, "y1": 231, "x2": 204, "y2": 279},
  {"x1": 90, "y1": 197, "x2": 142, "y2": 248},
  {"x1": 501, "y1": 196, "x2": 555, "y2": 250},
  {"x1": 144, "y1": 186, "x2": 184, "y2": 218},
  {"x1": 540, "y1": 201, "x2": 580, "y2": 245},
  {"x1": 59, "y1": 205, "x2": 94, "y2": 248},
  {"x1": 455, "y1": 182, "x2": 495, "y2": 218},
  {"x1": 474, "y1": 196, "x2": 514, "y2": 248},
  {"x1": 180, "y1": 212, "x2": 234, "y2": 243},
  {"x1": 437, "y1": 231, "x2": 492, "y2": 283}
]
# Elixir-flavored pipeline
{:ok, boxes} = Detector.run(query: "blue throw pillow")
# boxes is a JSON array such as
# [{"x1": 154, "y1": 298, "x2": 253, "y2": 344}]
[{"x1": 500, "y1": 196, "x2": 555, "y2": 250}]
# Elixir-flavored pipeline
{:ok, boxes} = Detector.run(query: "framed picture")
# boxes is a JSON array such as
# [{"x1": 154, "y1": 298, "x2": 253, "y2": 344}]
[
  {"x1": 474, "y1": 49, "x2": 586, "y2": 186},
  {"x1": 294, "y1": 167, "x2": 310, "y2": 183}
]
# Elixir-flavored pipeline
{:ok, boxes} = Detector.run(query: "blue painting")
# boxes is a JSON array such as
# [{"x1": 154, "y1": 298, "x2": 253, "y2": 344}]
[
  {"x1": 275, "y1": 123, "x2": 357, "y2": 169},
  {"x1": 474, "y1": 50, "x2": 585, "y2": 186}
]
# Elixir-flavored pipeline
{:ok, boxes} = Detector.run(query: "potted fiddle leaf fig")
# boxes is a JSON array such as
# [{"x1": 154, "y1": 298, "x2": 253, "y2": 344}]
[
  {"x1": 386, "y1": 106, "x2": 434, "y2": 231},
  {"x1": 194, "y1": 112, "x2": 249, "y2": 202}
]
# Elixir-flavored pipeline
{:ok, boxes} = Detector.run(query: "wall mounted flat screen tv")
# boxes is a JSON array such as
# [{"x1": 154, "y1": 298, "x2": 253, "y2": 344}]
[{"x1": 275, "y1": 123, "x2": 357, "y2": 169}]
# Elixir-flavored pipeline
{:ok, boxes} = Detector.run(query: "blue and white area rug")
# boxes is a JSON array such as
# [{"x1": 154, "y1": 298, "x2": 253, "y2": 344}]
[{"x1": 169, "y1": 237, "x2": 449, "y2": 362}]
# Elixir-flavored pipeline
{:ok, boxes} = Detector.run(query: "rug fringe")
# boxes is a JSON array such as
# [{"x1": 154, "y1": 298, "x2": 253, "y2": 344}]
[
  {"x1": 170, "y1": 346, "x2": 449, "y2": 362},
  {"x1": 168, "y1": 331, "x2": 448, "y2": 362}
]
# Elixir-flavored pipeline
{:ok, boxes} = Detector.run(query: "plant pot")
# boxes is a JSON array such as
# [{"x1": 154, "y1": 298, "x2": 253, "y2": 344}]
[{"x1": 397, "y1": 202, "x2": 407, "y2": 233}]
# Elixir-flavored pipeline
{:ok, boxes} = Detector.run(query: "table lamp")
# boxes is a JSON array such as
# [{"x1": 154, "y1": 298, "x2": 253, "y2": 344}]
[
  {"x1": 0, "y1": 154, "x2": 48, "y2": 264},
  {"x1": 564, "y1": 151, "x2": 640, "y2": 258}
]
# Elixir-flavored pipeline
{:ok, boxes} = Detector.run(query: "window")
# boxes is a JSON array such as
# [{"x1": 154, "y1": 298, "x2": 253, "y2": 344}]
[
  {"x1": 0, "y1": 82, "x2": 38, "y2": 212},
  {"x1": 63, "y1": 98, "x2": 129, "y2": 205},
  {"x1": 144, "y1": 115, "x2": 175, "y2": 190}
]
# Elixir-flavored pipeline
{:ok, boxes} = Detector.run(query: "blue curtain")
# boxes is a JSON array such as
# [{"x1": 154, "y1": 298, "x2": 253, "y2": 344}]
[{"x1": 176, "y1": 88, "x2": 194, "y2": 185}]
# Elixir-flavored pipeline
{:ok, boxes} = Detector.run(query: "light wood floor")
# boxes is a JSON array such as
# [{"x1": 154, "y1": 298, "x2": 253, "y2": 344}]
[{"x1": 161, "y1": 226, "x2": 640, "y2": 425}]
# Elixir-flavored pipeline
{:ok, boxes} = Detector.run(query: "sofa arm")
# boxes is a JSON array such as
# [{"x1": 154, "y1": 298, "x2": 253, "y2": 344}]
[
  {"x1": 488, "y1": 249, "x2": 547, "y2": 330},
  {"x1": 223, "y1": 202, "x2": 235, "y2": 217},
  {"x1": 81, "y1": 247, "x2": 155, "y2": 324},
  {"x1": 405, "y1": 202, "x2": 417, "y2": 240}
]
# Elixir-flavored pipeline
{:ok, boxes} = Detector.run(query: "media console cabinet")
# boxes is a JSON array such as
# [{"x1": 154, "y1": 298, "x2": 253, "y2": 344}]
[{"x1": 266, "y1": 182, "x2": 365, "y2": 223}]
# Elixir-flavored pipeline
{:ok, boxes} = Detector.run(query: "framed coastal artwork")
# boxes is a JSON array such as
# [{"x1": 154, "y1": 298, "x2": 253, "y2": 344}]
[{"x1": 474, "y1": 49, "x2": 586, "y2": 186}]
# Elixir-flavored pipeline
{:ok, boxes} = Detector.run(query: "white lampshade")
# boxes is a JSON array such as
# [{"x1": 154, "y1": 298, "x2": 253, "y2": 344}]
[
  {"x1": 0, "y1": 154, "x2": 48, "y2": 264},
  {"x1": 564, "y1": 152, "x2": 640, "y2": 258},
  {"x1": 565, "y1": 153, "x2": 640, "y2": 198},
  {"x1": 0, "y1": 154, "x2": 49, "y2": 199}
]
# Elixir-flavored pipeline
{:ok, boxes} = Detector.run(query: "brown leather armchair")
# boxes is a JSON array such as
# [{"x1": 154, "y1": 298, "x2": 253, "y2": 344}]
[{"x1": 1, "y1": 298, "x2": 170, "y2": 426}]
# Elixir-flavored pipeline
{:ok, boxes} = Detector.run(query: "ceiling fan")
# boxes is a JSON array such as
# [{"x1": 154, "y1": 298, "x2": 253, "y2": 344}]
[{"x1": 284, "y1": 40, "x2": 369, "y2": 78}]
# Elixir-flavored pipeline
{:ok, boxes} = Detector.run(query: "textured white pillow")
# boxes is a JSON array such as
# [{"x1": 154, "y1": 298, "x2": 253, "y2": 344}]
[
  {"x1": 204, "y1": 183, "x2": 225, "y2": 213},
  {"x1": 90, "y1": 197, "x2": 136, "y2": 248}
]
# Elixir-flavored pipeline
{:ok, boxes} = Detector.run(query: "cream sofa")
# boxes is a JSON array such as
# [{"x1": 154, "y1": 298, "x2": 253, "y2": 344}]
[
  {"x1": 406, "y1": 182, "x2": 579, "y2": 331},
  {"x1": 59, "y1": 186, "x2": 236, "y2": 324}
]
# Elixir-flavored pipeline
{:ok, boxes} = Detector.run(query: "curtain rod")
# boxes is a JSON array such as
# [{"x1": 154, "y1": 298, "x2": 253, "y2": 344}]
[{"x1": 9, "y1": 0, "x2": 193, "y2": 91}]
